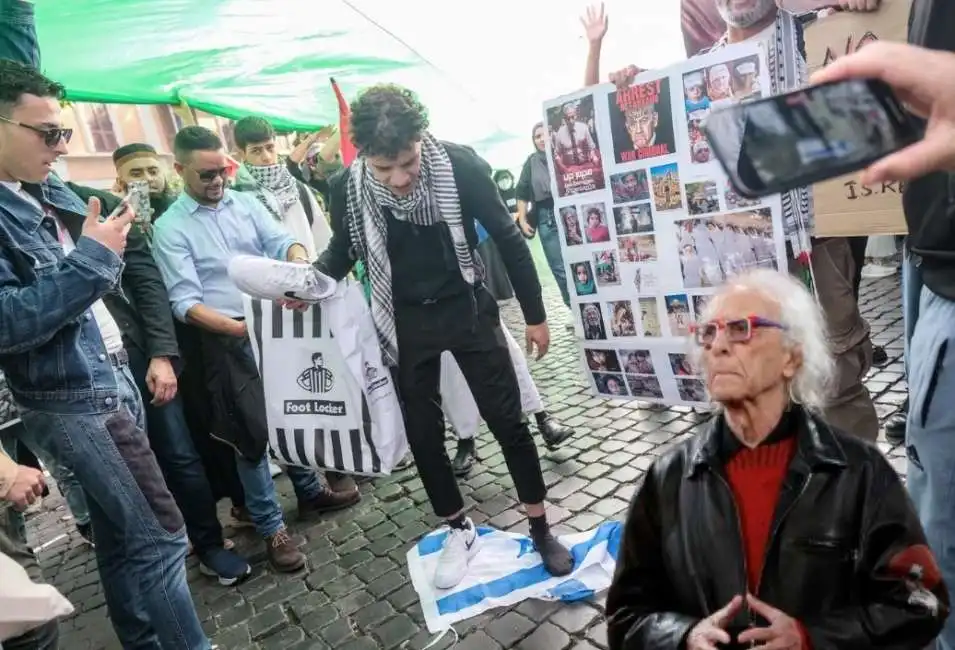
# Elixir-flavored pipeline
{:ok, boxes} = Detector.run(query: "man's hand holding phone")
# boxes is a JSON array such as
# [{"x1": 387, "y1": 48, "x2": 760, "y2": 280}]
[{"x1": 81, "y1": 196, "x2": 136, "y2": 256}]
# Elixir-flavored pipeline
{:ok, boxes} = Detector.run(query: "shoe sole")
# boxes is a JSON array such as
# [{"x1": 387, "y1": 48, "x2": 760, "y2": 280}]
[
  {"x1": 199, "y1": 562, "x2": 253, "y2": 587},
  {"x1": 269, "y1": 556, "x2": 307, "y2": 573}
]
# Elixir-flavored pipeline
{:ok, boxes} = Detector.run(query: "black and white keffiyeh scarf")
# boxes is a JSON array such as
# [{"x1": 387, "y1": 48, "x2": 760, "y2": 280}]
[
  {"x1": 245, "y1": 162, "x2": 300, "y2": 220},
  {"x1": 712, "y1": 10, "x2": 814, "y2": 255},
  {"x1": 345, "y1": 133, "x2": 478, "y2": 366}
]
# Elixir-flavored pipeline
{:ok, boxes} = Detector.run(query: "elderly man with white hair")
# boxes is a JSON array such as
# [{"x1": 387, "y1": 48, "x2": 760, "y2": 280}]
[{"x1": 606, "y1": 269, "x2": 948, "y2": 650}]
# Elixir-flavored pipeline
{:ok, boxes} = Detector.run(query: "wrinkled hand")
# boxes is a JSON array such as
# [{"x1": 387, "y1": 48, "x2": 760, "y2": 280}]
[
  {"x1": 146, "y1": 356, "x2": 178, "y2": 406},
  {"x1": 580, "y1": 3, "x2": 608, "y2": 44},
  {"x1": 5, "y1": 465, "x2": 45, "y2": 511},
  {"x1": 608, "y1": 64, "x2": 646, "y2": 90},
  {"x1": 737, "y1": 594, "x2": 805, "y2": 650},
  {"x1": 812, "y1": 42, "x2": 955, "y2": 183},
  {"x1": 81, "y1": 196, "x2": 135, "y2": 256},
  {"x1": 685, "y1": 595, "x2": 743, "y2": 650},
  {"x1": 525, "y1": 322, "x2": 550, "y2": 360}
]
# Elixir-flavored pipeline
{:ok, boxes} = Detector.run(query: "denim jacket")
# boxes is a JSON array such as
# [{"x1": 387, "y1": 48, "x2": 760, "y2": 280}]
[{"x1": 0, "y1": 180, "x2": 125, "y2": 414}]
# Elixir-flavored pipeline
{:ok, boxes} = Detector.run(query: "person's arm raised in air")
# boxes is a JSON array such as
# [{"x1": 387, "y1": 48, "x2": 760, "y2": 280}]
[{"x1": 581, "y1": 3, "x2": 609, "y2": 86}]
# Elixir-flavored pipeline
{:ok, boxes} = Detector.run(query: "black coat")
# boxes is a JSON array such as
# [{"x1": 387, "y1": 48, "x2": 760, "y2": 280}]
[
  {"x1": 62, "y1": 183, "x2": 179, "y2": 361},
  {"x1": 607, "y1": 408, "x2": 948, "y2": 650},
  {"x1": 316, "y1": 143, "x2": 545, "y2": 326}
]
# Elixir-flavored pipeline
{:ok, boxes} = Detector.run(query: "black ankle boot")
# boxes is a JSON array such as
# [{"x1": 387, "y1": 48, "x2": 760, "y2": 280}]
[
  {"x1": 535, "y1": 412, "x2": 575, "y2": 450},
  {"x1": 452, "y1": 438, "x2": 475, "y2": 477}
]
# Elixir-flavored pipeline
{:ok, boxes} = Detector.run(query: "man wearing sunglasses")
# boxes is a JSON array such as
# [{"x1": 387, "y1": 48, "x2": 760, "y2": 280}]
[
  {"x1": 0, "y1": 54, "x2": 212, "y2": 650},
  {"x1": 151, "y1": 126, "x2": 361, "y2": 575}
]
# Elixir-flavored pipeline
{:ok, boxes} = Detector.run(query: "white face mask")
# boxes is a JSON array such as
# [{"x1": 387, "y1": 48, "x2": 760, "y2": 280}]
[{"x1": 716, "y1": 0, "x2": 777, "y2": 29}]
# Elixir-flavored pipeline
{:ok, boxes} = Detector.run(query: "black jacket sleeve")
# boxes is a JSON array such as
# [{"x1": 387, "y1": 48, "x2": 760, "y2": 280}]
[
  {"x1": 800, "y1": 453, "x2": 948, "y2": 649},
  {"x1": 313, "y1": 169, "x2": 357, "y2": 281},
  {"x1": 123, "y1": 225, "x2": 180, "y2": 359},
  {"x1": 606, "y1": 464, "x2": 699, "y2": 650},
  {"x1": 515, "y1": 156, "x2": 534, "y2": 203},
  {"x1": 451, "y1": 146, "x2": 546, "y2": 326}
]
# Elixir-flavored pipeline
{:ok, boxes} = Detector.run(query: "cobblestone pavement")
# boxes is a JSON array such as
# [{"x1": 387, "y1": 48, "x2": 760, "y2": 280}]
[{"x1": 26, "y1": 274, "x2": 908, "y2": 650}]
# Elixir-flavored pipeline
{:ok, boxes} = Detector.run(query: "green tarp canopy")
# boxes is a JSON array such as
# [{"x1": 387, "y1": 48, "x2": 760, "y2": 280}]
[{"x1": 34, "y1": 0, "x2": 685, "y2": 168}]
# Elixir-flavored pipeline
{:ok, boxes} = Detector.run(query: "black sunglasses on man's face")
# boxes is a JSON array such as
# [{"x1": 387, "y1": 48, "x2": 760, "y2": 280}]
[
  {"x1": 0, "y1": 115, "x2": 72, "y2": 148},
  {"x1": 195, "y1": 167, "x2": 229, "y2": 183}
]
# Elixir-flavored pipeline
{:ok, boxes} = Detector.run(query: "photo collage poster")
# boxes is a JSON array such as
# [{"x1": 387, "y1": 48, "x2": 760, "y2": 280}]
[{"x1": 543, "y1": 42, "x2": 786, "y2": 406}]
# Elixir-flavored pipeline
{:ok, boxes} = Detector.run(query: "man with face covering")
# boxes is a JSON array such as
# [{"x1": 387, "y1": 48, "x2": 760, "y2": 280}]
[
  {"x1": 586, "y1": 0, "x2": 882, "y2": 442},
  {"x1": 242, "y1": 84, "x2": 574, "y2": 590}
]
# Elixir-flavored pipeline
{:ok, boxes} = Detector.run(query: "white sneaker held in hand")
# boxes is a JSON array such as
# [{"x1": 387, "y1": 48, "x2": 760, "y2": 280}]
[
  {"x1": 227, "y1": 255, "x2": 337, "y2": 303},
  {"x1": 433, "y1": 517, "x2": 480, "y2": 590}
]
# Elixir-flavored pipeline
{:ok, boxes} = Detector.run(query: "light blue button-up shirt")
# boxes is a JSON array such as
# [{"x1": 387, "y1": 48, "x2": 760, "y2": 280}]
[{"x1": 152, "y1": 189, "x2": 296, "y2": 321}]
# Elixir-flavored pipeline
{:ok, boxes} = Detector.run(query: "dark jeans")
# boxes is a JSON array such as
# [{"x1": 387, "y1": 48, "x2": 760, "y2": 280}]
[
  {"x1": 395, "y1": 288, "x2": 546, "y2": 517},
  {"x1": 126, "y1": 346, "x2": 224, "y2": 554},
  {"x1": 536, "y1": 207, "x2": 570, "y2": 308}
]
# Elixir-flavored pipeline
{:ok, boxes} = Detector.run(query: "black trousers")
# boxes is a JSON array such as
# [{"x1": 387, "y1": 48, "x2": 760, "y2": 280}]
[{"x1": 395, "y1": 288, "x2": 546, "y2": 517}]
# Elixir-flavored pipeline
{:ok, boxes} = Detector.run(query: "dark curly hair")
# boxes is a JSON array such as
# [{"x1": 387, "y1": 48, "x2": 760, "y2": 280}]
[
  {"x1": 349, "y1": 84, "x2": 429, "y2": 159},
  {"x1": 0, "y1": 60, "x2": 65, "y2": 117}
]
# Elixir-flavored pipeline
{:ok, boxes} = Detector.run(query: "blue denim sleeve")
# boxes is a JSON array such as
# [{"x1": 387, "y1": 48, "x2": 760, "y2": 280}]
[
  {"x1": 0, "y1": 0, "x2": 40, "y2": 68},
  {"x1": 0, "y1": 236, "x2": 123, "y2": 355},
  {"x1": 150, "y1": 221, "x2": 203, "y2": 322}
]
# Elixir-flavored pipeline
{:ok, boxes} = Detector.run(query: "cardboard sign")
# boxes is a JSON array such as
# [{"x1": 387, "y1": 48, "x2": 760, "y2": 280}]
[{"x1": 804, "y1": 0, "x2": 911, "y2": 236}]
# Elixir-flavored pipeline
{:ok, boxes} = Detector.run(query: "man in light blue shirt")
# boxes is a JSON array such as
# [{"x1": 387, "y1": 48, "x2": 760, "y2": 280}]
[{"x1": 152, "y1": 126, "x2": 360, "y2": 573}]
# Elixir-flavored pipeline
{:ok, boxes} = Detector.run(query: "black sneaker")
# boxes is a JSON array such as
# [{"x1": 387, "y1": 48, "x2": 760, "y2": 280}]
[
  {"x1": 885, "y1": 398, "x2": 908, "y2": 445},
  {"x1": 872, "y1": 345, "x2": 889, "y2": 368},
  {"x1": 452, "y1": 439, "x2": 475, "y2": 477},
  {"x1": 76, "y1": 522, "x2": 95, "y2": 547}
]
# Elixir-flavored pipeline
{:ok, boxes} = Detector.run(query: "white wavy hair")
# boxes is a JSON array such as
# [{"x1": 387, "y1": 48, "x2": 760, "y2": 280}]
[{"x1": 690, "y1": 269, "x2": 836, "y2": 414}]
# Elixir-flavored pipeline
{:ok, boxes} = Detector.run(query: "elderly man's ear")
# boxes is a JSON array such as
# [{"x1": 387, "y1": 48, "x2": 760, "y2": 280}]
[{"x1": 782, "y1": 347, "x2": 803, "y2": 382}]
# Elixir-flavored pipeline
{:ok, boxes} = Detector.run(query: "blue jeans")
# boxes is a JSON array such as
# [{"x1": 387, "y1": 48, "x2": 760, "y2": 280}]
[
  {"x1": 11, "y1": 420, "x2": 90, "y2": 527},
  {"x1": 127, "y1": 346, "x2": 224, "y2": 554},
  {"x1": 233, "y1": 454, "x2": 324, "y2": 537},
  {"x1": 906, "y1": 286, "x2": 955, "y2": 650},
  {"x1": 233, "y1": 339, "x2": 325, "y2": 538},
  {"x1": 536, "y1": 207, "x2": 570, "y2": 308},
  {"x1": 19, "y1": 363, "x2": 209, "y2": 650},
  {"x1": 901, "y1": 242, "x2": 923, "y2": 379}
]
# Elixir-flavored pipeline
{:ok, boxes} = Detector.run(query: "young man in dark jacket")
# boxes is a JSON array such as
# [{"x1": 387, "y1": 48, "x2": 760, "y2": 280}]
[{"x1": 252, "y1": 85, "x2": 575, "y2": 590}]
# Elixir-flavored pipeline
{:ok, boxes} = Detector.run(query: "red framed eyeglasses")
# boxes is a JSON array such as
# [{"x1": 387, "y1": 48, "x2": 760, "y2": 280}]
[{"x1": 688, "y1": 315, "x2": 787, "y2": 346}]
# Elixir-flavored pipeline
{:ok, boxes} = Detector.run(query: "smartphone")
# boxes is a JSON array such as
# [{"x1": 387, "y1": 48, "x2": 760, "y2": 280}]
[
  {"x1": 702, "y1": 78, "x2": 918, "y2": 198},
  {"x1": 126, "y1": 180, "x2": 152, "y2": 224}
]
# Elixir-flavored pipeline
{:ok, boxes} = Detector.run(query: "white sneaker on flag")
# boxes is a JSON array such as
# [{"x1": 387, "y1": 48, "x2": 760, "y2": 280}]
[
  {"x1": 434, "y1": 518, "x2": 480, "y2": 590},
  {"x1": 227, "y1": 255, "x2": 337, "y2": 303}
]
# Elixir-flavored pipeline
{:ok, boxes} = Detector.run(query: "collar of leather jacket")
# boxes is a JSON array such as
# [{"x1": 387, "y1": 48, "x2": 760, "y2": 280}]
[{"x1": 685, "y1": 407, "x2": 848, "y2": 478}]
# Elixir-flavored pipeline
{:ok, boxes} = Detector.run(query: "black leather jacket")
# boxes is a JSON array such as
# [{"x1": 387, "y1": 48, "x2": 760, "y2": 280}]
[{"x1": 607, "y1": 409, "x2": 948, "y2": 650}]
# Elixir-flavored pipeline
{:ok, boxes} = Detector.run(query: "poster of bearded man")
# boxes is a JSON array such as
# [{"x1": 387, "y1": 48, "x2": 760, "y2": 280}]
[{"x1": 608, "y1": 77, "x2": 676, "y2": 164}]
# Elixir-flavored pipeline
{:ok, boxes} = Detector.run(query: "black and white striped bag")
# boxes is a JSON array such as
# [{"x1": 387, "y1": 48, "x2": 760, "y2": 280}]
[{"x1": 243, "y1": 280, "x2": 407, "y2": 476}]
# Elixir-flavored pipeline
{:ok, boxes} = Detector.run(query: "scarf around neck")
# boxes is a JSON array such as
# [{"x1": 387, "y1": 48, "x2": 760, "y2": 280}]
[
  {"x1": 711, "y1": 11, "x2": 813, "y2": 253},
  {"x1": 245, "y1": 162, "x2": 300, "y2": 220},
  {"x1": 345, "y1": 133, "x2": 479, "y2": 366}
]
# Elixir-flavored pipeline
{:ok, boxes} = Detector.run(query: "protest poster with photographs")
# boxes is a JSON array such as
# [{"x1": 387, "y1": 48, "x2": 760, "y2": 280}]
[
  {"x1": 544, "y1": 42, "x2": 786, "y2": 407},
  {"x1": 545, "y1": 96, "x2": 607, "y2": 197}
]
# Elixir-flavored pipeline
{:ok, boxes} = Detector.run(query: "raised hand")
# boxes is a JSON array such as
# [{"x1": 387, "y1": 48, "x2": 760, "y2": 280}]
[
  {"x1": 80, "y1": 196, "x2": 135, "y2": 256},
  {"x1": 580, "y1": 3, "x2": 608, "y2": 44}
]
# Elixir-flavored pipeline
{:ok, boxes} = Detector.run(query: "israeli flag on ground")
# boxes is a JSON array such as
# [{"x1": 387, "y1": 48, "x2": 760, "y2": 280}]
[{"x1": 407, "y1": 521, "x2": 622, "y2": 633}]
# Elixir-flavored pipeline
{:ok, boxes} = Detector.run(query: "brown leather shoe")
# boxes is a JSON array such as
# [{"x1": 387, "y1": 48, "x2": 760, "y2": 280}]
[
  {"x1": 266, "y1": 528, "x2": 305, "y2": 573},
  {"x1": 298, "y1": 487, "x2": 360, "y2": 520},
  {"x1": 325, "y1": 471, "x2": 358, "y2": 492}
]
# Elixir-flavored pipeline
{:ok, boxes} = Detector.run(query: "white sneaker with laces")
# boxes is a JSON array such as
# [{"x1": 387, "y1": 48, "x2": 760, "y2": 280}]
[
  {"x1": 227, "y1": 255, "x2": 337, "y2": 303},
  {"x1": 433, "y1": 518, "x2": 480, "y2": 590}
]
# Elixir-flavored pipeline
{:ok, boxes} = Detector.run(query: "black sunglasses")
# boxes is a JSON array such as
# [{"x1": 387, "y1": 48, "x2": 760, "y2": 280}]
[
  {"x1": 0, "y1": 115, "x2": 72, "y2": 148},
  {"x1": 195, "y1": 167, "x2": 229, "y2": 183}
]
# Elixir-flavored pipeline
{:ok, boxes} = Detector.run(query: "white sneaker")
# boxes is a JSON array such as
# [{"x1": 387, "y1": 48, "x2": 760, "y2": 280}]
[
  {"x1": 269, "y1": 462, "x2": 284, "y2": 478},
  {"x1": 227, "y1": 255, "x2": 337, "y2": 302},
  {"x1": 433, "y1": 518, "x2": 480, "y2": 590}
]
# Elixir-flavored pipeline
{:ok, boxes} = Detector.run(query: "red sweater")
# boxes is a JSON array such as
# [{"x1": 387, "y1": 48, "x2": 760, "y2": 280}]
[
  {"x1": 725, "y1": 435, "x2": 812, "y2": 648},
  {"x1": 725, "y1": 436, "x2": 797, "y2": 591}
]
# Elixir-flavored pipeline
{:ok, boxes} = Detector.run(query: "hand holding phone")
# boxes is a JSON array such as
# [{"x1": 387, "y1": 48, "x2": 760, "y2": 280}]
[
  {"x1": 703, "y1": 77, "x2": 917, "y2": 198},
  {"x1": 83, "y1": 196, "x2": 135, "y2": 255}
]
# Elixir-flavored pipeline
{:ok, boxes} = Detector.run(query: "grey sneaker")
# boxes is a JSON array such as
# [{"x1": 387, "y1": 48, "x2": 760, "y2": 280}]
[{"x1": 227, "y1": 255, "x2": 336, "y2": 302}]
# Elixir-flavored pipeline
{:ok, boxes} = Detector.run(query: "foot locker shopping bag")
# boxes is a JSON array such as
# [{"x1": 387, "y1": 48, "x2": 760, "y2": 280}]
[{"x1": 243, "y1": 281, "x2": 407, "y2": 476}]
